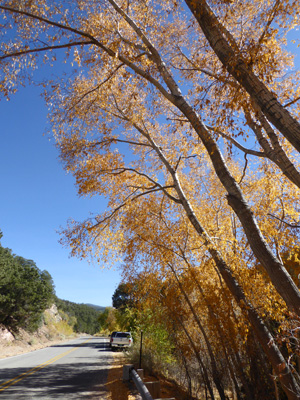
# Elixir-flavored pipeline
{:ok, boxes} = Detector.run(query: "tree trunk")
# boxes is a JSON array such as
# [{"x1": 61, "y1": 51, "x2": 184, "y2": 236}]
[
  {"x1": 184, "y1": 0, "x2": 300, "y2": 154},
  {"x1": 169, "y1": 263, "x2": 228, "y2": 400},
  {"x1": 171, "y1": 94, "x2": 300, "y2": 316},
  {"x1": 166, "y1": 170, "x2": 300, "y2": 399},
  {"x1": 189, "y1": 266, "x2": 255, "y2": 400},
  {"x1": 176, "y1": 316, "x2": 216, "y2": 400}
]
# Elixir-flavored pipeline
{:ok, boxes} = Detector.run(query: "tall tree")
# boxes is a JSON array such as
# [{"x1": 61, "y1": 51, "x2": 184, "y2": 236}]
[
  {"x1": 0, "y1": 1, "x2": 300, "y2": 397},
  {"x1": 0, "y1": 239, "x2": 55, "y2": 333},
  {"x1": 112, "y1": 282, "x2": 134, "y2": 310},
  {"x1": 0, "y1": 0, "x2": 299, "y2": 313}
]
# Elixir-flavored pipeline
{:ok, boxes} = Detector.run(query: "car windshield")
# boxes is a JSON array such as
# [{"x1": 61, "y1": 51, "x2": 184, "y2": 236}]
[{"x1": 116, "y1": 332, "x2": 131, "y2": 338}]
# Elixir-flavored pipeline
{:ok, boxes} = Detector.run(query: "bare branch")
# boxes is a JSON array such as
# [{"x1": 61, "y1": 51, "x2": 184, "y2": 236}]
[
  {"x1": 0, "y1": 41, "x2": 93, "y2": 60},
  {"x1": 284, "y1": 96, "x2": 300, "y2": 108},
  {"x1": 115, "y1": 27, "x2": 151, "y2": 56},
  {"x1": 0, "y1": 5, "x2": 99, "y2": 41},
  {"x1": 267, "y1": 214, "x2": 300, "y2": 229},
  {"x1": 252, "y1": 0, "x2": 281, "y2": 63},
  {"x1": 90, "y1": 203, "x2": 126, "y2": 230},
  {"x1": 94, "y1": 138, "x2": 152, "y2": 148},
  {"x1": 174, "y1": 156, "x2": 182, "y2": 172},
  {"x1": 239, "y1": 153, "x2": 248, "y2": 184},
  {"x1": 65, "y1": 63, "x2": 125, "y2": 114},
  {"x1": 99, "y1": 166, "x2": 181, "y2": 204},
  {"x1": 130, "y1": 186, "x2": 176, "y2": 201},
  {"x1": 206, "y1": 125, "x2": 266, "y2": 157},
  {"x1": 167, "y1": 117, "x2": 189, "y2": 123},
  {"x1": 174, "y1": 47, "x2": 238, "y2": 87}
]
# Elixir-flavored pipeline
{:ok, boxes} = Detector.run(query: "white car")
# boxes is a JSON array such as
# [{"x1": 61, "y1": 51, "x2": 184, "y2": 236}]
[{"x1": 111, "y1": 331, "x2": 133, "y2": 349}]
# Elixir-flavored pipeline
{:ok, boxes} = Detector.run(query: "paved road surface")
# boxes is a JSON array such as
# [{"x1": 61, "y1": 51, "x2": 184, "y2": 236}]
[{"x1": 0, "y1": 337, "x2": 114, "y2": 399}]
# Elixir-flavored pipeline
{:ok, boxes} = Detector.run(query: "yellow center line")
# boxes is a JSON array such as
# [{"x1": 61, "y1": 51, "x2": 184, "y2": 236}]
[{"x1": 0, "y1": 338, "x2": 93, "y2": 392}]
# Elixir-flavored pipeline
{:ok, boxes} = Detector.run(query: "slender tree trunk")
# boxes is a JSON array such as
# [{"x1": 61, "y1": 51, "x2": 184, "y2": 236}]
[
  {"x1": 184, "y1": 0, "x2": 300, "y2": 154},
  {"x1": 223, "y1": 347, "x2": 243, "y2": 400},
  {"x1": 163, "y1": 170, "x2": 300, "y2": 399},
  {"x1": 185, "y1": 261, "x2": 255, "y2": 400},
  {"x1": 245, "y1": 108, "x2": 300, "y2": 190},
  {"x1": 181, "y1": 353, "x2": 193, "y2": 398},
  {"x1": 176, "y1": 315, "x2": 216, "y2": 400},
  {"x1": 169, "y1": 263, "x2": 228, "y2": 400},
  {"x1": 170, "y1": 95, "x2": 300, "y2": 316}
]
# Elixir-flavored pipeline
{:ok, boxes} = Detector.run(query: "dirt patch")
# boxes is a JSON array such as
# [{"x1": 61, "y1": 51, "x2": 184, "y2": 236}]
[
  {"x1": 106, "y1": 364, "x2": 129, "y2": 400},
  {"x1": 0, "y1": 337, "x2": 73, "y2": 359},
  {"x1": 159, "y1": 377, "x2": 190, "y2": 400},
  {"x1": 142, "y1": 373, "x2": 187, "y2": 400},
  {"x1": 0, "y1": 327, "x2": 79, "y2": 359},
  {"x1": 106, "y1": 353, "x2": 137, "y2": 400}
]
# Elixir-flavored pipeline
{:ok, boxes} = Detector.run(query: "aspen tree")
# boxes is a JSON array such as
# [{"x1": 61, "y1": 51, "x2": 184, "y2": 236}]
[{"x1": 1, "y1": 1, "x2": 300, "y2": 397}]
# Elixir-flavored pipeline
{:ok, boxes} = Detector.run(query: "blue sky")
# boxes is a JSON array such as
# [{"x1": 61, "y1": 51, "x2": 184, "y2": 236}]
[{"x1": 0, "y1": 84, "x2": 122, "y2": 307}]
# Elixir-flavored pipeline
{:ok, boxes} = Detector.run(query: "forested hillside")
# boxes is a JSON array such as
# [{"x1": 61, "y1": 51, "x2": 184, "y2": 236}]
[
  {"x1": 0, "y1": 231, "x2": 55, "y2": 334},
  {"x1": 55, "y1": 298, "x2": 101, "y2": 335},
  {"x1": 0, "y1": 231, "x2": 102, "y2": 336}
]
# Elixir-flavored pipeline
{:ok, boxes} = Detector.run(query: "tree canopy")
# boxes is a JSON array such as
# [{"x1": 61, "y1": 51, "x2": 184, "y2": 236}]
[
  {"x1": 112, "y1": 282, "x2": 134, "y2": 310},
  {"x1": 1, "y1": 1, "x2": 300, "y2": 398}
]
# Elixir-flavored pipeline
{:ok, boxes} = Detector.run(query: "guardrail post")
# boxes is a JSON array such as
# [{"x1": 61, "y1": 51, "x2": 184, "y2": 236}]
[
  {"x1": 137, "y1": 369, "x2": 144, "y2": 379},
  {"x1": 145, "y1": 381, "x2": 161, "y2": 398},
  {"x1": 123, "y1": 364, "x2": 134, "y2": 381}
]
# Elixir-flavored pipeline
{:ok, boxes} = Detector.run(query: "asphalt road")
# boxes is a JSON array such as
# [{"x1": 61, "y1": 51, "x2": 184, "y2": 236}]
[{"x1": 0, "y1": 337, "x2": 114, "y2": 399}]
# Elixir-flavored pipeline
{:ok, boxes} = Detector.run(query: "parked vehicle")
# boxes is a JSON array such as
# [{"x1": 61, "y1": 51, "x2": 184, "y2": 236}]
[
  {"x1": 110, "y1": 331, "x2": 133, "y2": 349},
  {"x1": 109, "y1": 331, "x2": 118, "y2": 347}
]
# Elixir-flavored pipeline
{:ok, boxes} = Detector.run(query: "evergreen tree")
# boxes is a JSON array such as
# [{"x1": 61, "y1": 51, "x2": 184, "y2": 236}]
[{"x1": 0, "y1": 233, "x2": 55, "y2": 333}]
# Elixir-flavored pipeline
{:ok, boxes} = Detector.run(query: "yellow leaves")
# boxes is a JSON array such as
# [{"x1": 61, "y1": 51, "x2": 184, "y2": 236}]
[
  {"x1": 72, "y1": 48, "x2": 81, "y2": 67},
  {"x1": 1, "y1": 4, "x2": 300, "y2": 385},
  {"x1": 283, "y1": 247, "x2": 300, "y2": 286}
]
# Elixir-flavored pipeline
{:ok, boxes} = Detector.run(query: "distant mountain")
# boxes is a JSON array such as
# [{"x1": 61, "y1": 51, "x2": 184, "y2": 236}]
[{"x1": 84, "y1": 303, "x2": 106, "y2": 312}]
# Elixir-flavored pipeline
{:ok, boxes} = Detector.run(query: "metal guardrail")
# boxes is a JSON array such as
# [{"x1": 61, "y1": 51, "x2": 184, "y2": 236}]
[
  {"x1": 130, "y1": 368, "x2": 153, "y2": 400},
  {"x1": 124, "y1": 365, "x2": 174, "y2": 400}
]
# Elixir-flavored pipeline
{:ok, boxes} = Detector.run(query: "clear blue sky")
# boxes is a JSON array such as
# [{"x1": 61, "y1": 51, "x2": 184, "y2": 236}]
[{"x1": 0, "y1": 84, "x2": 122, "y2": 307}]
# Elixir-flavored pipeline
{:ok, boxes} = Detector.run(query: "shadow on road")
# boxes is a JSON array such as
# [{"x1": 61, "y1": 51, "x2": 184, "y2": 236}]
[
  {"x1": 0, "y1": 339, "x2": 115, "y2": 399},
  {"x1": 50, "y1": 340, "x2": 111, "y2": 351},
  {"x1": 0, "y1": 362, "x2": 110, "y2": 399},
  {"x1": 50, "y1": 339, "x2": 129, "y2": 354}
]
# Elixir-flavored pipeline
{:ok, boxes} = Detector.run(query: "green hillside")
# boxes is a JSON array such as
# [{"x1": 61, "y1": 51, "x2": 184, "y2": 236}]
[
  {"x1": 0, "y1": 231, "x2": 103, "y2": 336},
  {"x1": 54, "y1": 298, "x2": 101, "y2": 335}
]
